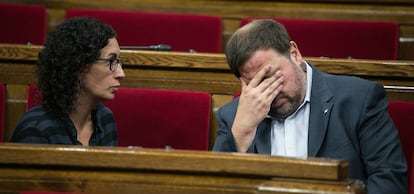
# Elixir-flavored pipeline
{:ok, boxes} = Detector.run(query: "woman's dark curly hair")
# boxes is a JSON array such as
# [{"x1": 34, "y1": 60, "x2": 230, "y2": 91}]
[{"x1": 37, "y1": 17, "x2": 116, "y2": 115}]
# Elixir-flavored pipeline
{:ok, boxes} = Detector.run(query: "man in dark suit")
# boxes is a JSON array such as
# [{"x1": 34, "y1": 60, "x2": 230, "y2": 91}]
[{"x1": 213, "y1": 19, "x2": 407, "y2": 193}]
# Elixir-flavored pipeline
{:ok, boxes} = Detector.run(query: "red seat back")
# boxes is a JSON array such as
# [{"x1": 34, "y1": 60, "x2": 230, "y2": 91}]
[
  {"x1": 240, "y1": 17, "x2": 399, "y2": 60},
  {"x1": 388, "y1": 101, "x2": 414, "y2": 194},
  {"x1": 26, "y1": 84, "x2": 42, "y2": 111},
  {"x1": 65, "y1": 8, "x2": 223, "y2": 53},
  {"x1": 0, "y1": 3, "x2": 47, "y2": 45},
  {"x1": 103, "y1": 87, "x2": 211, "y2": 150}
]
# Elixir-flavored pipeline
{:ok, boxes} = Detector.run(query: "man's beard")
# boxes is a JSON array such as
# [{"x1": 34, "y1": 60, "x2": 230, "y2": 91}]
[{"x1": 268, "y1": 94, "x2": 302, "y2": 119}]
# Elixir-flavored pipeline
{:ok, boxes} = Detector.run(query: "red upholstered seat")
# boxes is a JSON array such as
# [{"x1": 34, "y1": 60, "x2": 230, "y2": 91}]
[
  {"x1": 26, "y1": 84, "x2": 42, "y2": 111},
  {"x1": 388, "y1": 101, "x2": 414, "y2": 194},
  {"x1": 26, "y1": 85, "x2": 211, "y2": 150},
  {"x1": 65, "y1": 8, "x2": 223, "y2": 53},
  {"x1": 240, "y1": 17, "x2": 399, "y2": 60},
  {"x1": 0, "y1": 3, "x2": 47, "y2": 45},
  {"x1": 0, "y1": 83, "x2": 5, "y2": 142},
  {"x1": 103, "y1": 87, "x2": 211, "y2": 150}
]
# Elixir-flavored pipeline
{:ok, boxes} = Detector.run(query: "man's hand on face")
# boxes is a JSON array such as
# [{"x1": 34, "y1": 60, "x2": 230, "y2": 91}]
[{"x1": 231, "y1": 64, "x2": 284, "y2": 152}]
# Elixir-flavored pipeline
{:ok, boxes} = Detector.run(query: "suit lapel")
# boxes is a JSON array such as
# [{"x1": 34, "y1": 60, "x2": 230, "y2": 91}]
[{"x1": 308, "y1": 66, "x2": 334, "y2": 157}]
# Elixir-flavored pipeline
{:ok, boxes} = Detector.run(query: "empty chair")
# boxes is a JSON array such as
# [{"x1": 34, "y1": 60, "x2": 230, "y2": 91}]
[
  {"x1": 26, "y1": 85, "x2": 212, "y2": 150},
  {"x1": 103, "y1": 87, "x2": 211, "y2": 150},
  {"x1": 388, "y1": 101, "x2": 414, "y2": 194},
  {"x1": 240, "y1": 17, "x2": 399, "y2": 60},
  {"x1": 0, "y1": 83, "x2": 5, "y2": 142},
  {"x1": 0, "y1": 3, "x2": 47, "y2": 45},
  {"x1": 65, "y1": 8, "x2": 223, "y2": 53}
]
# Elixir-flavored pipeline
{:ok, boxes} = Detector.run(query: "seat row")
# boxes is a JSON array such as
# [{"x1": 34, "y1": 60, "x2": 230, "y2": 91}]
[
  {"x1": 0, "y1": 3, "x2": 223, "y2": 53},
  {"x1": 25, "y1": 84, "x2": 212, "y2": 150},
  {"x1": 0, "y1": 2, "x2": 400, "y2": 59},
  {"x1": 0, "y1": 82, "x2": 413, "y2": 193}
]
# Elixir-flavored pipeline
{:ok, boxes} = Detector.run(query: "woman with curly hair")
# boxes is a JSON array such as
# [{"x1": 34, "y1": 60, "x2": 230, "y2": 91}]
[{"x1": 10, "y1": 17, "x2": 125, "y2": 146}]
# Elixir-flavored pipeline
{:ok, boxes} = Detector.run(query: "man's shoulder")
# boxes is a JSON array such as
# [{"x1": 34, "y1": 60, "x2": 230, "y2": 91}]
[
  {"x1": 318, "y1": 70, "x2": 379, "y2": 90},
  {"x1": 216, "y1": 98, "x2": 239, "y2": 119},
  {"x1": 220, "y1": 97, "x2": 239, "y2": 110}
]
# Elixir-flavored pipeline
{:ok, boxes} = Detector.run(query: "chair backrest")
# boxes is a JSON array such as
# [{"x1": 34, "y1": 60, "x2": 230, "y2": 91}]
[
  {"x1": 388, "y1": 101, "x2": 414, "y2": 194},
  {"x1": 65, "y1": 8, "x2": 223, "y2": 53},
  {"x1": 240, "y1": 17, "x2": 399, "y2": 60},
  {"x1": 0, "y1": 83, "x2": 5, "y2": 142},
  {"x1": 0, "y1": 3, "x2": 47, "y2": 45},
  {"x1": 26, "y1": 85, "x2": 212, "y2": 150},
  {"x1": 103, "y1": 87, "x2": 211, "y2": 150},
  {"x1": 26, "y1": 84, "x2": 42, "y2": 111}
]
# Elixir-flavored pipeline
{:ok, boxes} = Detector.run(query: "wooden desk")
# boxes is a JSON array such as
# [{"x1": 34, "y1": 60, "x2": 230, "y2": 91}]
[
  {"x1": 0, "y1": 143, "x2": 365, "y2": 194},
  {"x1": 1, "y1": 44, "x2": 414, "y2": 147}
]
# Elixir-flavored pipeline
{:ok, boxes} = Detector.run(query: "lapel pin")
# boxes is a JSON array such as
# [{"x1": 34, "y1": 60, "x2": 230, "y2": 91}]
[{"x1": 323, "y1": 109, "x2": 328, "y2": 114}]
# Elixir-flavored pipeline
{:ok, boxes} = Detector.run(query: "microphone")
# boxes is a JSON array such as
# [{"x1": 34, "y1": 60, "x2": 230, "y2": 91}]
[{"x1": 120, "y1": 44, "x2": 172, "y2": 51}]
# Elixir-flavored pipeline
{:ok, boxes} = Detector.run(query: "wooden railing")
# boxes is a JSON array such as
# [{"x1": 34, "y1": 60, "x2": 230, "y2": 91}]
[
  {"x1": 1, "y1": 0, "x2": 414, "y2": 60},
  {"x1": 0, "y1": 143, "x2": 365, "y2": 194},
  {"x1": 1, "y1": 44, "x2": 414, "y2": 147}
]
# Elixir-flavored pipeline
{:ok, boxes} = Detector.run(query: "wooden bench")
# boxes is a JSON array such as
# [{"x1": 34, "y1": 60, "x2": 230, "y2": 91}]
[
  {"x1": 1, "y1": 44, "x2": 414, "y2": 149},
  {"x1": 2, "y1": 0, "x2": 414, "y2": 60},
  {"x1": 0, "y1": 143, "x2": 365, "y2": 194}
]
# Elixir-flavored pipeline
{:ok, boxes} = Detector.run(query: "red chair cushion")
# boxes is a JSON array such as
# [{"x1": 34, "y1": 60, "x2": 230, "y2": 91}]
[
  {"x1": 240, "y1": 17, "x2": 399, "y2": 60},
  {"x1": 0, "y1": 3, "x2": 47, "y2": 45},
  {"x1": 26, "y1": 84, "x2": 43, "y2": 111},
  {"x1": 103, "y1": 87, "x2": 211, "y2": 150},
  {"x1": 66, "y1": 8, "x2": 223, "y2": 53},
  {"x1": 388, "y1": 101, "x2": 414, "y2": 194}
]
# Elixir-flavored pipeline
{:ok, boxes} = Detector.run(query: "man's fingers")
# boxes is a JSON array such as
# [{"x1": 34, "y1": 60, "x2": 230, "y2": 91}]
[
  {"x1": 248, "y1": 65, "x2": 272, "y2": 87},
  {"x1": 256, "y1": 70, "x2": 282, "y2": 93}
]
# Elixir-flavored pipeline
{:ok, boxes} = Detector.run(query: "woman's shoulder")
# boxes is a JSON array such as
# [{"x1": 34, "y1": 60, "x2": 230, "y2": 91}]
[
  {"x1": 96, "y1": 103, "x2": 114, "y2": 116},
  {"x1": 11, "y1": 105, "x2": 66, "y2": 142},
  {"x1": 94, "y1": 103, "x2": 116, "y2": 127},
  {"x1": 17, "y1": 105, "x2": 58, "y2": 127}
]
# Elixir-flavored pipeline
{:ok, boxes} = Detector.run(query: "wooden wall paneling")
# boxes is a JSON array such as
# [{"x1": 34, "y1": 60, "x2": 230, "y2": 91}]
[
  {"x1": 400, "y1": 25, "x2": 414, "y2": 60},
  {"x1": 4, "y1": 84, "x2": 27, "y2": 141}
]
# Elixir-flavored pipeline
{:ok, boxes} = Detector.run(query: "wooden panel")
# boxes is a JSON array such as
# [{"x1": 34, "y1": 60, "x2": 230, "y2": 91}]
[
  {"x1": 0, "y1": 143, "x2": 365, "y2": 194},
  {"x1": 400, "y1": 25, "x2": 414, "y2": 60},
  {"x1": 0, "y1": 0, "x2": 414, "y2": 59},
  {"x1": 3, "y1": 84, "x2": 27, "y2": 142}
]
